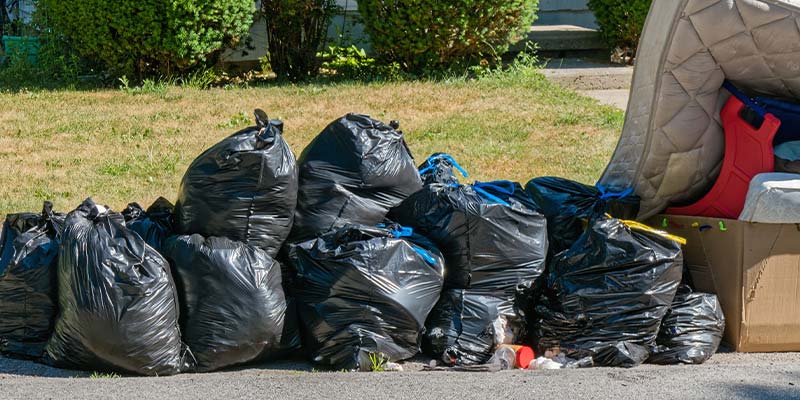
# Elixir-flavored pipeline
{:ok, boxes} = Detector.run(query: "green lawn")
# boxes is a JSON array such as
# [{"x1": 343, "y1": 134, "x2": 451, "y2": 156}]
[{"x1": 0, "y1": 70, "x2": 623, "y2": 215}]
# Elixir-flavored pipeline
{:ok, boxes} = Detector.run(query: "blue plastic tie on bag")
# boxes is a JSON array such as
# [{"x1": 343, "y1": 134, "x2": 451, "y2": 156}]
[
  {"x1": 419, "y1": 154, "x2": 469, "y2": 178},
  {"x1": 473, "y1": 180, "x2": 516, "y2": 195},
  {"x1": 472, "y1": 186, "x2": 511, "y2": 207},
  {"x1": 391, "y1": 226, "x2": 414, "y2": 238},
  {"x1": 597, "y1": 185, "x2": 634, "y2": 200},
  {"x1": 411, "y1": 245, "x2": 439, "y2": 266}
]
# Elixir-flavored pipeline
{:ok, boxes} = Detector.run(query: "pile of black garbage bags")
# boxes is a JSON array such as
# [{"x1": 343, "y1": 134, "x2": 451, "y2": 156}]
[{"x1": 0, "y1": 110, "x2": 725, "y2": 375}]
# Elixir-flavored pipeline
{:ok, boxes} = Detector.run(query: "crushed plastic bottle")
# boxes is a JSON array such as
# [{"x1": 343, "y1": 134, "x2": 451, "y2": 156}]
[
  {"x1": 488, "y1": 345, "x2": 535, "y2": 370},
  {"x1": 528, "y1": 357, "x2": 563, "y2": 370},
  {"x1": 384, "y1": 362, "x2": 404, "y2": 372},
  {"x1": 488, "y1": 346, "x2": 517, "y2": 370}
]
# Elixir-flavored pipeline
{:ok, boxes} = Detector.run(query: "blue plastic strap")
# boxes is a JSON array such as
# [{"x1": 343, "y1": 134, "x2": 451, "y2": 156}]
[
  {"x1": 473, "y1": 180, "x2": 516, "y2": 195},
  {"x1": 756, "y1": 96, "x2": 800, "y2": 114},
  {"x1": 473, "y1": 186, "x2": 511, "y2": 206},
  {"x1": 411, "y1": 245, "x2": 439, "y2": 266},
  {"x1": 724, "y1": 81, "x2": 768, "y2": 118},
  {"x1": 391, "y1": 226, "x2": 414, "y2": 238},
  {"x1": 420, "y1": 154, "x2": 469, "y2": 178},
  {"x1": 596, "y1": 185, "x2": 634, "y2": 200}
]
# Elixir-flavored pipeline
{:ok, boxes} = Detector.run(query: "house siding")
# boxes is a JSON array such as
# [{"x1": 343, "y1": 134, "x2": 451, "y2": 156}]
[{"x1": 536, "y1": 0, "x2": 597, "y2": 28}]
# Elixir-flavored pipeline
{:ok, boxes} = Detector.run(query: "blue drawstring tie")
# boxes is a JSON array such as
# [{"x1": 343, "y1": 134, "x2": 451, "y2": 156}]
[
  {"x1": 473, "y1": 180, "x2": 516, "y2": 195},
  {"x1": 596, "y1": 185, "x2": 634, "y2": 200},
  {"x1": 419, "y1": 153, "x2": 469, "y2": 178},
  {"x1": 411, "y1": 246, "x2": 439, "y2": 266}
]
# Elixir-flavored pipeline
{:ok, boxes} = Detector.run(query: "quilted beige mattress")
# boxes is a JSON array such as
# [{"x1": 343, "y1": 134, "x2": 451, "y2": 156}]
[{"x1": 599, "y1": 0, "x2": 800, "y2": 219}]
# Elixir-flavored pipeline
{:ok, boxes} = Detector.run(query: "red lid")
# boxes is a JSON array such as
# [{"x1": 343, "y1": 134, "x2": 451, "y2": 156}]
[{"x1": 515, "y1": 346, "x2": 535, "y2": 369}]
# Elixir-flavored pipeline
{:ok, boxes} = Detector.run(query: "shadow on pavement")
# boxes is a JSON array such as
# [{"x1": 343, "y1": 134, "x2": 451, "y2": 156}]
[{"x1": 727, "y1": 384, "x2": 798, "y2": 400}]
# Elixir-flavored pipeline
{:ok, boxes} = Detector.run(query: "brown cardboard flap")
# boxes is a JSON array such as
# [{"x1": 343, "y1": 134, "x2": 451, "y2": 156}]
[
  {"x1": 740, "y1": 223, "x2": 800, "y2": 349},
  {"x1": 653, "y1": 215, "x2": 800, "y2": 352}
]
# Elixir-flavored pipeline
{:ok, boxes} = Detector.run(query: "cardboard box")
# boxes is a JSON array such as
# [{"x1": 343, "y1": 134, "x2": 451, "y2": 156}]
[{"x1": 650, "y1": 215, "x2": 800, "y2": 352}]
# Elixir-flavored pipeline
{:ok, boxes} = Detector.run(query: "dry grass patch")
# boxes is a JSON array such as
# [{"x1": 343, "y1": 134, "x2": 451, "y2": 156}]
[{"x1": 0, "y1": 73, "x2": 623, "y2": 215}]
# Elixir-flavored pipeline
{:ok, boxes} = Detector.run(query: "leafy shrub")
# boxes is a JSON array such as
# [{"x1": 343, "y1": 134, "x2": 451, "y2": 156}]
[
  {"x1": 319, "y1": 45, "x2": 402, "y2": 81},
  {"x1": 587, "y1": 0, "x2": 652, "y2": 54},
  {"x1": 37, "y1": 0, "x2": 255, "y2": 78},
  {"x1": 0, "y1": 28, "x2": 96, "y2": 90},
  {"x1": 357, "y1": 0, "x2": 538, "y2": 73},
  {"x1": 261, "y1": 0, "x2": 338, "y2": 81}
]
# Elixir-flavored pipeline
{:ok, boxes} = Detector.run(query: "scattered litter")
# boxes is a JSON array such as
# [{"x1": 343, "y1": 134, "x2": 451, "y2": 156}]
[
  {"x1": 488, "y1": 345, "x2": 535, "y2": 370},
  {"x1": 529, "y1": 357, "x2": 563, "y2": 370},
  {"x1": 384, "y1": 362, "x2": 404, "y2": 372}
]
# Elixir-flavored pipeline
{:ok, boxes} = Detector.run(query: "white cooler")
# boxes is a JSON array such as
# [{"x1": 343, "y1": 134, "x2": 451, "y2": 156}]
[{"x1": 739, "y1": 172, "x2": 800, "y2": 223}]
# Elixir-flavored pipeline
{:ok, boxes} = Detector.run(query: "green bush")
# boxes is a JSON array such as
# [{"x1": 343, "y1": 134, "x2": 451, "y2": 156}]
[
  {"x1": 319, "y1": 45, "x2": 402, "y2": 81},
  {"x1": 37, "y1": 0, "x2": 255, "y2": 78},
  {"x1": 357, "y1": 0, "x2": 538, "y2": 73},
  {"x1": 587, "y1": 0, "x2": 652, "y2": 53},
  {"x1": 262, "y1": 0, "x2": 338, "y2": 81},
  {"x1": 0, "y1": 29, "x2": 97, "y2": 90}
]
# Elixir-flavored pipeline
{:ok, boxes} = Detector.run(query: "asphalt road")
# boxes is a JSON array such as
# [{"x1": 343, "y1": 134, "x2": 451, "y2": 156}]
[{"x1": 0, "y1": 352, "x2": 797, "y2": 400}]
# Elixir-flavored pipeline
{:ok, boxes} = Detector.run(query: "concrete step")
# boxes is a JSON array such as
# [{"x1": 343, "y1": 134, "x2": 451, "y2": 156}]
[
  {"x1": 512, "y1": 24, "x2": 606, "y2": 52},
  {"x1": 540, "y1": 58, "x2": 633, "y2": 91},
  {"x1": 539, "y1": 57, "x2": 633, "y2": 110}
]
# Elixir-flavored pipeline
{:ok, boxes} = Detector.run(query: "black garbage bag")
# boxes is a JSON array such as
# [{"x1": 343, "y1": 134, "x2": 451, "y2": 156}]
[
  {"x1": 423, "y1": 289, "x2": 524, "y2": 366},
  {"x1": 533, "y1": 217, "x2": 683, "y2": 368},
  {"x1": 288, "y1": 224, "x2": 444, "y2": 370},
  {"x1": 122, "y1": 197, "x2": 174, "y2": 252},
  {"x1": 162, "y1": 234, "x2": 286, "y2": 372},
  {"x1": 289, "y1": 114, "x2": 422, "y2": 243},
  {"x1": 392, "y1": 180, "x2": 547, "y2": 292},
  {"x1": 418, "y1": 153, "x2": 468, "y2": 185},
  {"x1": 273, "y1": 265, "x2": 302, "y2": 357},
  {"x1": 647, "y1": 286, "x2": 725, "y2": 365},
  {"x1": 0, "y1": 202, "x2": 64, "y2": 359},
  {"x1": 43, "y1": 199, "x2": 185, "y2": 376},
  {"x1": 392, "y1": 180, "x2": 548, "y2": 365},
  {"x1": 525, "y1": 177, "x2": 639, "y2": 255},
  {"x1": 176, "y1": 109, "x2": 298, "y2": 257}
]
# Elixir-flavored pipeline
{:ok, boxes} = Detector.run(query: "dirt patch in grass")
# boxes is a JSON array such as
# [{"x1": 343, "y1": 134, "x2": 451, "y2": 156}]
[{"x1": 0, "y1": 73, "x2": 623, "y2": 215}]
